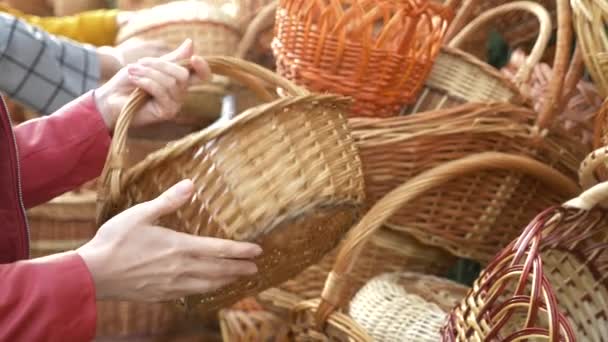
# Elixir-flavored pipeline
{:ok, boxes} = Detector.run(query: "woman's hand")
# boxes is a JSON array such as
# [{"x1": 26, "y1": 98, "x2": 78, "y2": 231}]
[
  {"x1": 77, "y1": 179, "x2": 262, "y2": 301},
  {"x1": 94, "y1": 39, "x2": 211, "y2": 131}
]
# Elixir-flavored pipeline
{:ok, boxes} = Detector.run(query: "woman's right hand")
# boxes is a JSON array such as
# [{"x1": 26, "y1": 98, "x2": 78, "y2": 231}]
[{"x1": 76, "y1": 179, "x2": 262, "y2": 301}]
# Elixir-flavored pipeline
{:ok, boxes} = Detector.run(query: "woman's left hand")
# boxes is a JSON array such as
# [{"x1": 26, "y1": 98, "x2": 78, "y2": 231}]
[{"x1": 94, "y1": 39, "x2": 210, "y2": 131}]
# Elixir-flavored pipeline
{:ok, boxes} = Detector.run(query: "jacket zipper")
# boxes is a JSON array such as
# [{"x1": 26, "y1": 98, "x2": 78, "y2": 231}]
[{"x1": 1, "y1": 96, "x2": 30, "y2": 259}]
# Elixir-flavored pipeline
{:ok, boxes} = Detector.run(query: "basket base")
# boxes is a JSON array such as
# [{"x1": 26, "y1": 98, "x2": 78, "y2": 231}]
[{"x1": 182, "y1": 203, "x2": 363, "y2": 315}]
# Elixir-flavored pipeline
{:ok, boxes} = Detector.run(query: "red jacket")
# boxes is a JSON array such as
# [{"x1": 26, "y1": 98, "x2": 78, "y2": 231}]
[{"x1": 0, "y1": 92, "x2": 110, "y2": 341}]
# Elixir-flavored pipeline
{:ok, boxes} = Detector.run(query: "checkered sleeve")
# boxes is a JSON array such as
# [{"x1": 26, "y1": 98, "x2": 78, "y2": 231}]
[{"x1": 0, "y1": 14, "x2": 100, "y2": 116}]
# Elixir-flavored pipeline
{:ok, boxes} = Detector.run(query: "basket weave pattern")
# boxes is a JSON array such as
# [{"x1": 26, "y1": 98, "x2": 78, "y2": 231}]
[
  {"x1": 97, "y1": 57, "x2": 366, "y2": 314},
  {"x1": 443, "y1": 206, "x2": 608, "y2": 341},
  {"x1": 349, "y1": 272, "x2": 469, "y2": 342},
  {"x1": 272, "y1": 0, "x2": 453, "y2": 117}
]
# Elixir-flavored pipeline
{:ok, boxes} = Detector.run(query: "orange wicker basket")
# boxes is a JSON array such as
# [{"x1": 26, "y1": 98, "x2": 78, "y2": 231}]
[
  {"x1": 257, "y1": 152, "x2": 578, "y2": 341},
  {"x1": 272, "y1": 0, "x2": 457, "y2": 117},
  {"x1": 96, "y1": 56, "x2": 366, "y2": 314}
]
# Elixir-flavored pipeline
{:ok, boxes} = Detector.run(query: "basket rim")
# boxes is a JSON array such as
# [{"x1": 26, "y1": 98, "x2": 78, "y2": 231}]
[{"x1": 123, "y1": 94, "x2": 352, "y2": 185}]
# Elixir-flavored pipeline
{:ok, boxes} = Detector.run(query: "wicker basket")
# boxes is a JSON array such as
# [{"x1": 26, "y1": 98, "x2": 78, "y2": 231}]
[
  {"x1": 257, "y1": 152, "x2": 578, "y2": 341},
  {"x1": 446, "y1": 0, "x2": 558, "y2": 60},
  {"x1": 352, "y1": 102, "x2": 583, "y2": 263},
  {"x1": 401, "y1": 0, "x2": 558, "y2": 115},
  {"x1": 442, "y1": 160, "x2": 608, "y2": 340},
  {"x1": 272, "y1": 0, "x2": 457, "y2": 117},
  {"x1": 116, "y1": 1, "x2": 243, "y2": 123},
  {"x1": 96, "y1": 56, "x2": 366, "y2": 314},
  {"x1": 349, "y1": 272, "x2": 468, "y2": 342},
  {"x1": 218, "y1": 298, "x2": 291, "y2": 342},
  {"x1": 572, "y1": 0, "x2": 608, "y2": 97}
]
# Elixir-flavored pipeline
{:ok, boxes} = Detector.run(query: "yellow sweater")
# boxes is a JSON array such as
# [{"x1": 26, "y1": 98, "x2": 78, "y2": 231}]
[{"x1": 0, "y1": 4, "x2": 119, "y2": 46}]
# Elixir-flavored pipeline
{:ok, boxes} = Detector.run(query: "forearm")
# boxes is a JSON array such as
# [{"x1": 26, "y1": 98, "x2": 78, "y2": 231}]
[
  {"x1": 0, "y1": 252, "x2": 97, "y2": 342},
  {"x1": 15, "y1": 91, "x2": 111, "y2": 208},
  {"x1": 0, "y1": 14, "x2": 100, "y2": 115}
]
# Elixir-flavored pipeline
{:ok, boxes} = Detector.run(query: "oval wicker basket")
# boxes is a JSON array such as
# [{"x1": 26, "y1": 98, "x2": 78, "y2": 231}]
[
  {"x1": 349, "y1": 272, "x2": 469, "y2": 342},
  {"x1": 96, "y1": 56, "x2": 366, "y2": 314},
  {"x1": 116, "y1": 1, "x2": 242, "y2": 122},
  {"x1": 272, "y1": 0, "x2": 457, "y2": 117}
]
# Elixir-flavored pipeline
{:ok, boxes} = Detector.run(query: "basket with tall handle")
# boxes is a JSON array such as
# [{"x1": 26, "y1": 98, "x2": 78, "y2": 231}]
[
  {"x1": 96, "y1": 56, "x2": 366, "y2": 314},
  {"x1": 257, "y1": 152, "x2": 579, "y2": 340}
]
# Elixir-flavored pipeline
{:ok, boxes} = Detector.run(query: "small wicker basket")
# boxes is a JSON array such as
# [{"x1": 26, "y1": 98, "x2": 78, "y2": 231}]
[
  {"x1": 96, "y1": 56, "x2": 366, "y2": 314},
  {"x1": 272, "y1": 0, "x2": 457, "y2": 117}
]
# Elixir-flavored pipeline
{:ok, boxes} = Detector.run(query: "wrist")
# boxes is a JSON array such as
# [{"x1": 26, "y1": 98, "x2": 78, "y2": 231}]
[{"x1": 93, "y1": 86, "x2": 115, "y2": 132}]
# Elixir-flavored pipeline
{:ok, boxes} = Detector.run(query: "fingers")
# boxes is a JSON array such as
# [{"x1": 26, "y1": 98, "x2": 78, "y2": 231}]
[
  {"x1": 128, "y1": 62, "x2": 186, "y2": 105},
  {"x1": 172, "y1": 277, "x2": 240, "y2": 298},
  {"x1": 162, "y1": 39, "x2": 194, "y2": 62},
  {"x1": 182, "y1": 257, "x2": 258, "y2": 278},
  {"x1": 130, "y1": 179, "x2": 195, "y2": 222},
  {"x1": 189, "y1": 55, "x2": 212, "y2": 84},
  {"x1": 178, "y1": 234, "x2": 263, "y2": 259}
]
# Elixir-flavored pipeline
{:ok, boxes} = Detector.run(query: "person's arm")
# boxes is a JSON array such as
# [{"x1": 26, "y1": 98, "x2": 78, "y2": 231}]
[
  {"x1": 15, "y1": 91, "x2": 110, "y2": 208},
  {"x1": 0, "y1": 4, "x2": 121, "y2": 46},
  {"x1": 0, "y1": 252, "x2": 97, "y2": 342},
  {"x1": 0, "y1": 14, "x2": 101, "y2": 115}
]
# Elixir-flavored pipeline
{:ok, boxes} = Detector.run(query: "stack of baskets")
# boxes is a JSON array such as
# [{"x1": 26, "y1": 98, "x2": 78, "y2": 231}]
[{"x1": 23, "y1": 0, "x2": 608, "y2": 340}]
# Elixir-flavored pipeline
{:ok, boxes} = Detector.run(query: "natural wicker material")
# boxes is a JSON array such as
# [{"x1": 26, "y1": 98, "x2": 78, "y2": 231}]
[
  {"x1": 443, "y1": 175, "x2": 608, "y2": 341},
  {"x1": 446, "y1": 0, "x2": 558, "y2": 60},
  {"x1": 116, "y1": 1, "x2": 243, "y2": 122},
  {"x1": 572, "y1": 0, "x2": 608, "y2": 97},
  {"x1": 279, "y1": 228, "x2": 454, "y2": 302},
  {"x1": 349, "y1": 272, "x2": 468, "y2": 342},
  {"x1": 272, "y1": 0, "x2": 456, "y2": 117},
  {"x1": 218, "y1": 298, "x2": 291, "y2": 341},
  {"x1": 400, "y1": 1, "x2": 559, "y2": 116},
  {"x1": 502, "y1": 47, "x2": 601, "y2": 148},
  {"x1": 96, "y1": 56, "x2": 366, "y2": 314},
  {"x1": 259, "y1": 152, "x2": 578, "y2": 341},
  {"x1": 352, "y1": 102, "x2": 584, "y2": 262}
]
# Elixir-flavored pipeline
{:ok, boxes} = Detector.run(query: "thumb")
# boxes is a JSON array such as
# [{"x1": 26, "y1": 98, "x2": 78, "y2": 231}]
[
  {"x1": 161, "y1": 39, "x2": 194, "y2": 62},
  {"x1": 136, "y1": 179, "x2": 195, "y2": 222}
]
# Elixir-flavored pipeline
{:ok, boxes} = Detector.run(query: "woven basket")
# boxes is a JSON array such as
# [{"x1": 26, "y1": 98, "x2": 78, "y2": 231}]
[
  {"x1": 400, "y1": 0, "x2": 557, "y2": 116},
  {"x1": 116, "y1": 1, "x2": 243, "y2": 123},
  {"x1": 442, "y1": 157, "x2": 608, "y2": 340},
  {"x1": 257, "y1": 152, "x2": 578, "y2": 341},
  {"x1": 352, "y1": 102, "x2": 583, "y2": 263},
  {"x1": 272, "y1": 0, "x2": 457, "y2": 117},
  {"x1": 349, "y1": 272, "x2": 468, "y2": 342},
  {"x1": 572, "y1": 0, "x2": 608, "y2": 97},
  {"x1": 446, "y1": 0, "x2": 558, "y2": 60},
  {"x1": 218, "y1": 298, "x2": 291, "y2": 342},
  {"x1": 96, "y1": 56, "x2": 366, "y2": 314}
]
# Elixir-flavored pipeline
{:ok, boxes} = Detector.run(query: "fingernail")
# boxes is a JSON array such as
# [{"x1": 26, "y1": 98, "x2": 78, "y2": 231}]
[
  {"x1": 173, "y1": 179, "x2": 194, "y2": 197},
  {"x1": 247, "y1": 264, "x2": 258, "y2": 274},
  {"x1": 128, "y1": 65, "x2": 143, "y2": 76},
  {"x1": 250, "y1": 245, "x2": 263, "y2": 256}
]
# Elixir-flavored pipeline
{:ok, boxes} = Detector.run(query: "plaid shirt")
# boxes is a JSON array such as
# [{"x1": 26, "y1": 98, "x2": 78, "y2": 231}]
[{"x1": 0, "y1": 14, "x2": 99, "y2": 115}]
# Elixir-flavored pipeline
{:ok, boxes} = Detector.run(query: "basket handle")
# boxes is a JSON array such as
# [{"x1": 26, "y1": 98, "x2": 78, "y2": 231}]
[
  {"x1": 312, "y1": 152, "x2": 579, "y2": 326},
  {"x1": 235, "y1": 1, "x2": 278, "y2": 60},
  {"x1": 535, "y1": 0, "x2": 572, "y2": 130},
  {"x1": 448, "y1": 1, "x2": 552, "y2": 87},
  {"x1": 578, "y1": 145, "x2": 608, "y2": 191},
  {"x1": 96, "y1": 56, "x2": 307, "y2": 225}
]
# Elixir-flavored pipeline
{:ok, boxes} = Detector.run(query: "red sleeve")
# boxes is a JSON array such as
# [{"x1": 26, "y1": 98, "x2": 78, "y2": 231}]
[
  {"x1": 14, "y1": 91, "x2": 111, "y2": 208},
  {"x1": 0, "y1": 252, "x2": 97, "y2": 342}
]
